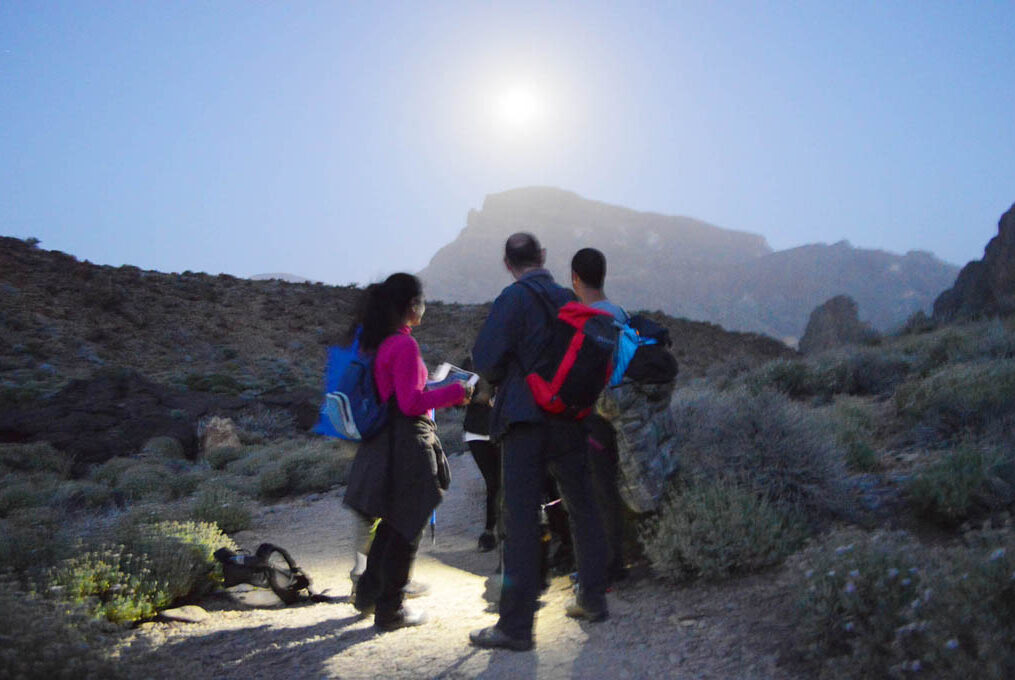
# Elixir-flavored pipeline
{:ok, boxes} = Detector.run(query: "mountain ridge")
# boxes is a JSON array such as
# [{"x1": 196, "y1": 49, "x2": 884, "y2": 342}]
[{"x1": 419, "y1": 187, "x2": 959, "y2": 342}]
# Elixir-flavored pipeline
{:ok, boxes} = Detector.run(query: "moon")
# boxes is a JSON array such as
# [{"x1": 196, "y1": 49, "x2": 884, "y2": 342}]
[{"x1": 495, "y1": 86, "x2": 540, "y2": 129}]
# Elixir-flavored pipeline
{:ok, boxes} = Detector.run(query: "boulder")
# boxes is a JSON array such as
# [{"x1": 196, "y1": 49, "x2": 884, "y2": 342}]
[
  {"x1": 200, "y1": 416, "x2": 241, "y2": 456},
  {"x1": 799, "y1": 295, "x2": 876, "y2": 354},
  {"x1": 933, "y1": 202, "x2": 1015, "y2": 322},
  {"x1": 596, "y1": 381, "x2": 679, "y2": 513}
]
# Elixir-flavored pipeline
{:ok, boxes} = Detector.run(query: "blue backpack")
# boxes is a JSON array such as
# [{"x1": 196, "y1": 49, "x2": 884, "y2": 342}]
[{"x1": 312, "y1": 329, "x2": 388, "y2": 441}]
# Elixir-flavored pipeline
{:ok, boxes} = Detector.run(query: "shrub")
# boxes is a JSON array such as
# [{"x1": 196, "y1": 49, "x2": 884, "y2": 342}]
[
  {"x1": 44, "y1": 545, "x2": 169, "y2": 623},
  {"x1": 0, "y1": 507, "x2": 75, "y2": 577},
  {"x1": 114, "y1": 462, "x2": 176, "y2": 502},
  {"x1": 794, "y1": 530, "x2": 925, "y2": 676},
  {"x1": 826, "y1": 397, "x2": 883, "y2": 473},
  {"x1": 893, "y1": 359, "x2": 1015, "y2": 440},
  {"x1": 0, "y1": 478, "x2": 53, "y2": 517},
  {"x1": 51, "y1": 480, "x2": 116, "y2": 512},
  {"x1": 189, "y1": 484, "x2": 252, "y2": 533},
  {"x1": 0, "y1": 578, "x2": 129, "y2": 679},
  {"x1": 907, "y1": 444, "x2": 1010, "y2": 525},
  {"x1": 205, "y1": 445, "x2": 245, "y2": 470},
  {"x1": 641, "y1": 482, "x2": 805, "y2": 582},
  {"x1": 668, "y1": 386, "x2": 850, "y2": 521},
  {"x1": 748, "y1": 359, "x2": 816, "y2": 399},
  {"x1": 90, "y1": 456, "x2": 140, "y2": 486},
  {"x1": 184, "y1": 372, "x2": 245, "y2": 394},
  {"x1": 246, "y1": 439, "x2": 355, "y2": 500},
  {"x1": 140, "y1": 436, "x2": 185, "y2": 460},
  {"x1": 118, "y1": 520, "x2": 236, "y2": 603},
  {"x1": 234, "y1": 404, "x2": 297, "y2": 440},
  {"x1": 794, "y1": 527, "x2": 1015, "y2": 679},
  {"x1": 0, "y1": 441, "x2": 73, "y2": 476}
]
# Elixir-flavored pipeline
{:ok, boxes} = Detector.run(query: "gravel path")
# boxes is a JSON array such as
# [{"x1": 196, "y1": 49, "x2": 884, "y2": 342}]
[{"x1": 119, "y1": 453, "x2": 806, "y2": 679}]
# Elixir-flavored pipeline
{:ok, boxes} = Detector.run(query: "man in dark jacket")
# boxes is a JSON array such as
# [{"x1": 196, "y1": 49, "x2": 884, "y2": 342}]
[{"x1": 468, "y1": 232, "x2": 609, "y2": 652}]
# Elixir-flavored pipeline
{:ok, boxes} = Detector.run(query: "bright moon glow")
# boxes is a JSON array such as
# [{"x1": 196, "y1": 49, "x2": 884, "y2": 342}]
[{"x1": 495, "y1": 87, "x2": 540, "y2": 129}]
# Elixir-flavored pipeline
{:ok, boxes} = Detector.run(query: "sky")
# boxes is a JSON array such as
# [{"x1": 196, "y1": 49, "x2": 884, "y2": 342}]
[{"x1": 2, "y1": 1, "x2": 1013, "y2": 287}]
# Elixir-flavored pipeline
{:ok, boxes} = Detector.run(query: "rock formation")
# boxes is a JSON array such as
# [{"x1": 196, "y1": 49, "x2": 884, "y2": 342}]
[
  {"x1": 799, "y1": 295, "x2": 876, "y2": 354},
  {"x1": 418, "y1": 187, "x2": 958, "y2": 340},
  {"x1": 200, "y1": 416, "x2": 242, "y2": 456},
  {"x1": 933, "y1": 203, "x2": 1015, "y2": 322}
]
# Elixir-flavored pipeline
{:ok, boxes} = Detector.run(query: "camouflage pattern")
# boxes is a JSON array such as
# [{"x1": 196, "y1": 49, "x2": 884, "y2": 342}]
[{"x1": 596, "y1": 380, "x2": 678, "y2": 513}]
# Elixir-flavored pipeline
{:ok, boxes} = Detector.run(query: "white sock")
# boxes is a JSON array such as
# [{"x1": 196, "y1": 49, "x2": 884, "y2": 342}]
[{"x1": 351, "y1": 551, "x2": 368, "y2": 577}]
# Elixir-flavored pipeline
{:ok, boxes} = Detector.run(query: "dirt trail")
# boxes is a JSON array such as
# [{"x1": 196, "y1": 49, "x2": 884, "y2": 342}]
[{"x1": 120, "y1": 453, "x2": 804, "y2": 679}]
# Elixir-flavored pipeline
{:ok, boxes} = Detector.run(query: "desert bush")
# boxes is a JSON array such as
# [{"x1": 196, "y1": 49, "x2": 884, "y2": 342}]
[
  {"x1": 641, "y1": 482, "x2": 805, "y2": 582},
  {"x1": 114, "y1": 462, "x2": 176, "y2": 502},
  {"x1": 205, "y1": 445, "x2": 245, "y2": 470},
  {"x1": 224, "y1": 439, "x2": 353, "y2": 500},
  {"x1": 826, "y1": 397, "x2": 883, "y2": 473},
  {"x1": 140, "y1": 435, "x2": 185, "y2": 460},
  {"x1": 0, "y1": 578, "x2": 128, "y2": 679},
  {"x1": 256, "y1": 439, "x2": 351, "y2": 499},
  {"x1": 234, "y1": 404, "x2": 297, "y2": 440},
  {"x1": 51, "y1": 479, "x2": 116, "y2": 512},
  {"x1": 906, "y1": 444, "x2": 1011, "y2": 526},
  {"x1": 668, "y1": 386, "x2": 850, "y2": 521},
  {"x1": 44, "y1": 545, "x2": 168, "y2": 623},
  {"x1": 794, "y1": 529, "x2": 926, "y2": 677},
  {"x1": 184, "y1": 372, "x2": 245, "y2": 394},
  {"x1": 189, "y1": 484, "x2": 252, "y2": 534},
  {"x1": 90, "y1": 456, "x2": 140, "y2": 486},
  {"x1": 893, "y1": 359, "x2": 1015, "y2": 441},
  {"x1": 748, "y1": 350, "x2": 911, "y2": 401},
  {"x1": 899, "y1": 319, "x2": 1015, "y2": 375},
  {"x1": 117, "y1": 520, "x2": 236, "y2": 604},
  {"x1": 0, "y1": 441, "x2": 73, "y2": 476},
  {"x1": 794, "y1": 527, "x2": 1015, "y2": 679},
  {"x1": 0, "y1": 507, "x2": 75, "y2": 577},
  {"x1": 748, "y1": 359, "x2": 816, "y2": 398},
  {"x1": 0, "y1": 478, "x2": 52, "y2": 517}
]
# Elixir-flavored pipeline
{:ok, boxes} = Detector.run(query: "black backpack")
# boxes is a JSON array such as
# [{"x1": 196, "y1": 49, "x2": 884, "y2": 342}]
[
  {"x1": 214, "y1": 543, "x2": 329, "y2": 604},
  {"x1": 520, "y1": 280, "x2": 618, "y2": 419}
]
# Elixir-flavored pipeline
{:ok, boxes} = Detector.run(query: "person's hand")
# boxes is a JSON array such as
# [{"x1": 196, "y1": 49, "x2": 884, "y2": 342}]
[{"x1": 460, "y1": 380, "x2": 475, "y2": 404}]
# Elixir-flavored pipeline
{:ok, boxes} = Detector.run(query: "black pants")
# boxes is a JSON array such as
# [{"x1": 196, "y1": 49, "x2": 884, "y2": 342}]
[
  {"x1": 467, "y1": 439, "x2": 501, "y2": 532},
  {"x1": 497, "y1": 420, "x2": 608, "y2": 641},
  {"x1": 355, "y1": 519, "x2": 420, "y2": 621},
  {"x1": 584, "y1": 413, "x2": 625, "y2": 575}
]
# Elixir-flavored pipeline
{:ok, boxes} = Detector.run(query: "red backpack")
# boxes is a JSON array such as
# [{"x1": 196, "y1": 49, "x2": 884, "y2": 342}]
[{"x1": 520, "y1": 280, "x2": 618, "y2": 419}]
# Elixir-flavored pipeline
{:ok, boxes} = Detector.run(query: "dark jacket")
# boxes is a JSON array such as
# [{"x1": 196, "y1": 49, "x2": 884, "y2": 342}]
[
  {"x1": 471, "y1": 269, "x2": 575, "y2": 440},
  {"x1": 343, "y1": 407, "x2": 448, "y2": 541}
]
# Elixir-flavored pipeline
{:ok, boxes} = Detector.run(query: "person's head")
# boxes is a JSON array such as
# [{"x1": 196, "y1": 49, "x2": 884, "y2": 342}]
[
  {"x1": 570, "y1": 247, "x2": 607, "y2": 302},
  {"x1": 351, "y1": 273, "x2": 425, "y2": 351},
  {"x1": 504, "y1": 232, "x2": 545, "y2": 279}
]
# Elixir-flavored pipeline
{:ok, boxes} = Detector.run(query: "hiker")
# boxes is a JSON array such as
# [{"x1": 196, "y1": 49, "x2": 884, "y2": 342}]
[
  {"x1": 343, "y1": 273, "x2": 471, "y2": 631},
  {"x1": 460, "y1": 355, "x2": 501, "y2": 553},
  {"x1": 468, "y1": 233, "x2": 609, "y2": 652},
  {"x1": 571, "y1": 247, "x2": 629, "y2": 583}
]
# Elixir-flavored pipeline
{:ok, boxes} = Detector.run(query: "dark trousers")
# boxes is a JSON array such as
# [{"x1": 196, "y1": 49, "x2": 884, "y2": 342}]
[
  {"x1": 584, "y1": 414, "x2": 626, "y2": 575},
  {"x1": 355, "y1": 519, "x2": 420, "y2": 620},
  {"x1": 497, "y1": 420, "x2": 608, "y2": 641},
  {"x1": 467, "y1": 439, "x2": 501, "y2": 532}
]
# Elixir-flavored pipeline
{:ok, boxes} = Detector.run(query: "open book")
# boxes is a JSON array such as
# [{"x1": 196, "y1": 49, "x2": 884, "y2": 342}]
[{"x1": 426, "y1": 362, "x2": 479, "y2": 391}]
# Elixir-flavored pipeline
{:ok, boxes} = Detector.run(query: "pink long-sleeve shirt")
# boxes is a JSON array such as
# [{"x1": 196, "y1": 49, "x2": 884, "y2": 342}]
[{"x1": 374, "y1": 326, "x2": 466, "y2": 416}]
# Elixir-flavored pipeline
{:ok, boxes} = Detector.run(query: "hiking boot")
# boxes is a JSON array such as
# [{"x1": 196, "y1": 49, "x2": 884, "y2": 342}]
[
  {"x1": 469, "y1": 625, "x2": 534, "y2": 651},
  {"x1": 477, "y1": 530, "x2": 497, "y2": 553},
  {"x1": 402, "y1": 579, "x2": 430, "y2": 599},
  {"x1": 565, "y1": 597, "x2": 609, "y2": 623},
  {"x1": 375, "y1": 606, "x2": 428, "y2": 632},
  {"x1": 352, "y1": 589, "x2": 375, "y2": 616}
]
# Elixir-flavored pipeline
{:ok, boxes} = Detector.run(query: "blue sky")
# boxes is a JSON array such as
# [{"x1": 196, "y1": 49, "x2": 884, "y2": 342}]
[{"x1": 2, "y1": 1, "x2": 1013, "y2": 286}]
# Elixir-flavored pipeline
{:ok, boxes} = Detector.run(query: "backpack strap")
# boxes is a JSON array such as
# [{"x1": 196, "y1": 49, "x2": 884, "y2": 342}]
[{"x1": 515, "y1": 278, "x2": 560, "y2": 376}]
